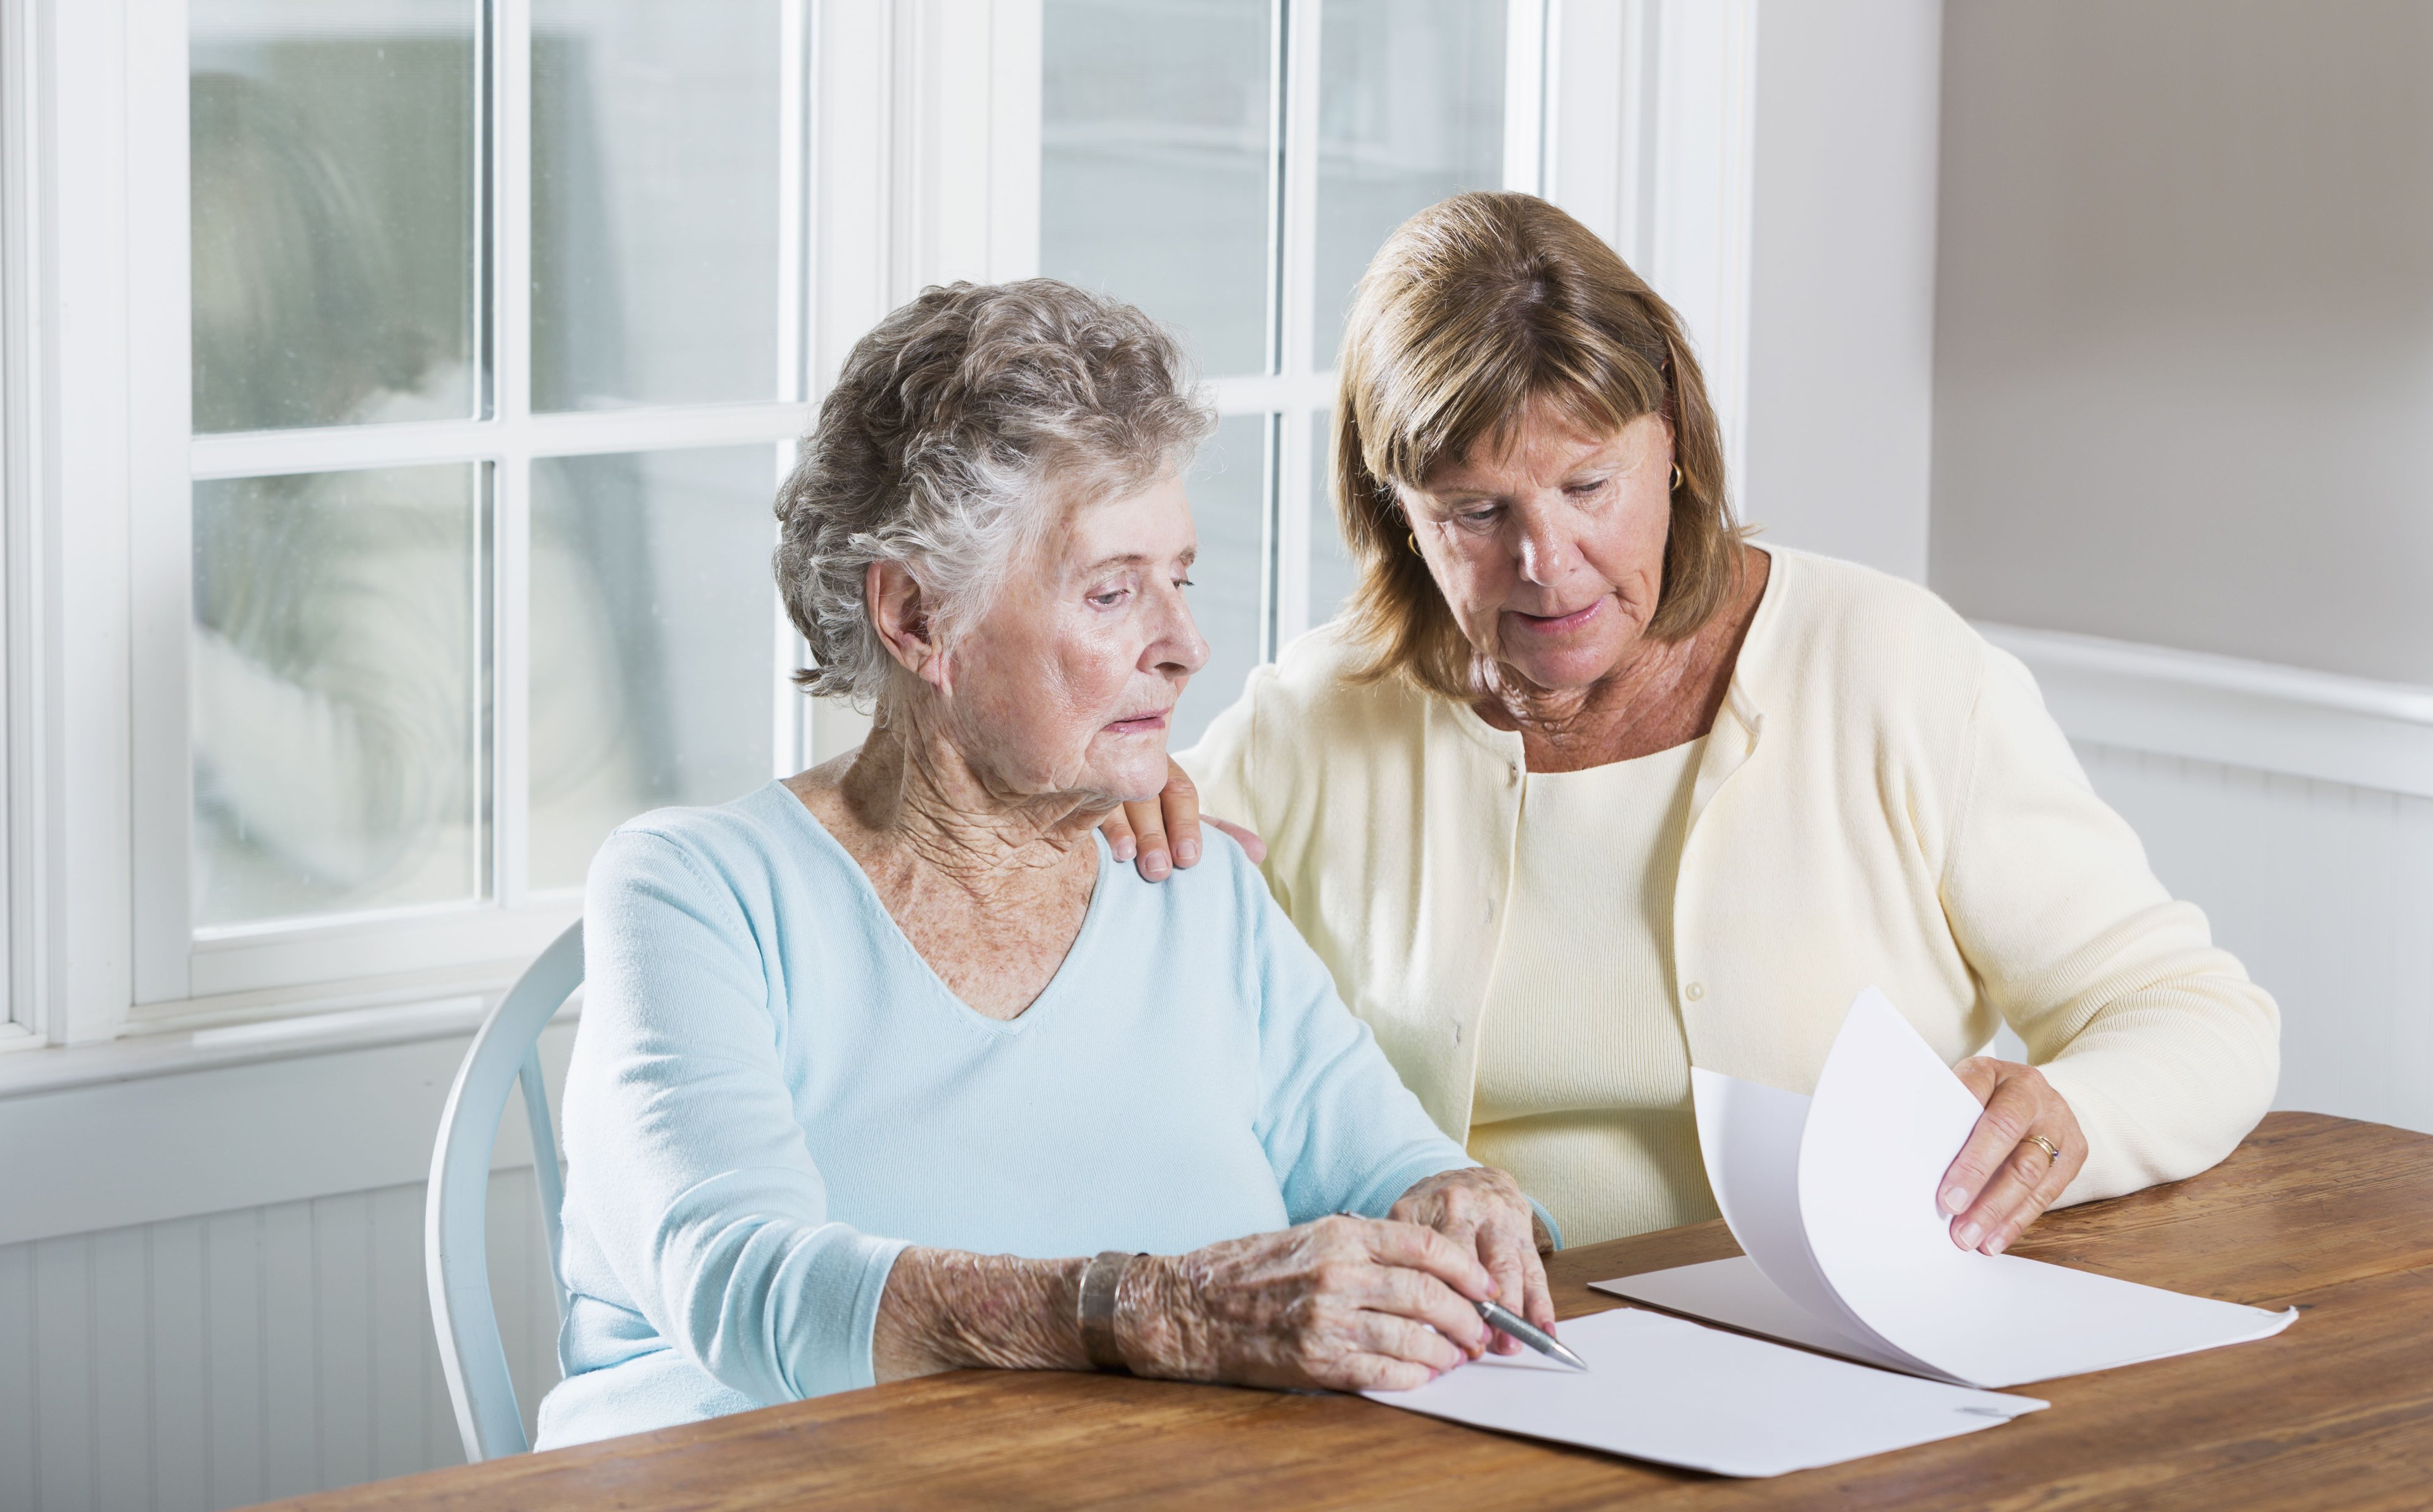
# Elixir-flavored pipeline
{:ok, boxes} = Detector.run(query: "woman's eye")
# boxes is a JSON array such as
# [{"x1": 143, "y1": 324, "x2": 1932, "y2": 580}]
[
  {"x1": 1566, "y1": 479, "x2": 1605, "y2": 498},
  {"x1": 1175, "y1": 575, "x2": 1196, "y2": 590},
  {"x1": 1088, "y1": 588, "x2": 1128, "y2": 607}
]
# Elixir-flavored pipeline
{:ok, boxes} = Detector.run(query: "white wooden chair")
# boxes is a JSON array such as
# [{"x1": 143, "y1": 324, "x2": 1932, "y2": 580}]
[{"x1": 425, "y1": 920, "x2": 583, "y2": 1461}]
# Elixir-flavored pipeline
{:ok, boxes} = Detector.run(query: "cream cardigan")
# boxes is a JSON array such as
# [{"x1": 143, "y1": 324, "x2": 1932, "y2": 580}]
[{"x1": 1178, "y1": 548, "x2": 2280, "y2": 1209}]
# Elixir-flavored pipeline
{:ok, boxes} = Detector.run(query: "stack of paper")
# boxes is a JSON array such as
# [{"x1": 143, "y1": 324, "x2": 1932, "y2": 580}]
[
  {"x1": 1597, "y1": 988, "x2": 2297, "y2": 1387},
  {"x1": 1365, "y1": 1306, "x2": 2044, "y2": 1478},
  {"x1": 1363, "y1": 989, "x2": 2295, "y2": 1477}
]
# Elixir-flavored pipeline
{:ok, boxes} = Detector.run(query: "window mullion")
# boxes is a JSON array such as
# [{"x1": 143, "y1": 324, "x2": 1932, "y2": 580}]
[
  {"x1": 1269, "y1": 0, "x2": 1324, "y2": 653},
  {"x1": 494, "y1": 0, "x2": 534, "y2": 909},
  {"x1": 777, "y1": 0, "x2": 812, "y2": 403},
  {"x1": 188, "y1": 405, "x2": 815, "y2": 481},
  {"x1": 776, "y1": 3, "x2": 814, "y2": 778},
  {"x1": 1503, "y1": 0, "x2": 1550, "y2": 195},
  {"x1": 130, "y1": 0, "x2": 196, "y2": 1015}
]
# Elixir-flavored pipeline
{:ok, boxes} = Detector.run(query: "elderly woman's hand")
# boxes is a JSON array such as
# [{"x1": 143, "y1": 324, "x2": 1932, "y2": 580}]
[
  {"x1": 1102, "y1": 758, "x2": 1265, "y2": 880},
  {"x1": 1121, "y1": 1215, "x2": 1498, "y2": 1392},
  {"x1": 1938, "y1": 1057, "x2": 2088, "y2": 1254},
  {"x1": 1388, "y1": 1167, "x2": 1555, "y2": 1357}
]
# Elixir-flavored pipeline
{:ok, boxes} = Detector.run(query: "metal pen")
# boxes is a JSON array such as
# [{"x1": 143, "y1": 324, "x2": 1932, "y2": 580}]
[
  {"x1": 1476, "y1": 1297, "x2": 1589, "y2": 1371},
  {"x1": 1330, "y1": 1212, "x2": 1587, "y2": 1371}
]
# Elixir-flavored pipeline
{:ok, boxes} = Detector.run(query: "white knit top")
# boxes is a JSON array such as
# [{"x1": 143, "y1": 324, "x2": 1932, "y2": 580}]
[{"x1": 1466, "y1": 735, "x2": 1713, "y2": 1245}]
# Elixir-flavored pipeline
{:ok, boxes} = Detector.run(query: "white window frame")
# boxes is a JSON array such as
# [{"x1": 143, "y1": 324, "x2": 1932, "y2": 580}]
[
  {"x1": 1, "y1": 0, "x2": 1751, "y2": 1052},
  {"x1": 114, "y1": 0, "x2": 837, "y2": 1026},
  {"x1": 1203, "y1": 0, "x2": 1558, "y2": 660},
  {"x1": 0, "y1": 0, "x2": 27, "y2": 1047}
]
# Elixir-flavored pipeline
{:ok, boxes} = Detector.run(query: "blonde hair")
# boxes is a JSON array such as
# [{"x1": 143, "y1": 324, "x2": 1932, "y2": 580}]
[{"x1": 1332, "y1": 191, "x2": 1744, "y2": 701}]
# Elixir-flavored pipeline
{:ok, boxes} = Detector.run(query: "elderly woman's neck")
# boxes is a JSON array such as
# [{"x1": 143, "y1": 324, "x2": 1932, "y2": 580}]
[{"x1": 837, "y1": 720, "x2": 1113, "y2": 892}]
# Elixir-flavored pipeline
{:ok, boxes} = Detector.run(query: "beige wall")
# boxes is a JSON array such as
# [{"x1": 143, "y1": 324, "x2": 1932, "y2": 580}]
[
  {"x1": 1931, "y1": 0, "x2": 2433, "y2": 684},
  {"x1": 1740, "y1": 0, "x2": 1944, "y2": 582}
]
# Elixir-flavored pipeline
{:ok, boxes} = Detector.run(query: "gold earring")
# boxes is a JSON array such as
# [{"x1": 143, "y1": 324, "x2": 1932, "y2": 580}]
[
  {"x1": 1670, "y1": 463, "x2": 1684, "y2": 491},
  {"x1": 1407, "y1": 531, "x2": 1422, "y2": 557}
]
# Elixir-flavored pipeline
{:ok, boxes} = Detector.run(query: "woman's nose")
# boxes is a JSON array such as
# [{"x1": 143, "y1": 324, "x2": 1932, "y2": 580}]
[
  {"x1": 1153, "y1": 583, "x2": 1211, "y2": 677},
  {"x1": 1514, "y1": 514, "x2": 1573, "y2": 585}
]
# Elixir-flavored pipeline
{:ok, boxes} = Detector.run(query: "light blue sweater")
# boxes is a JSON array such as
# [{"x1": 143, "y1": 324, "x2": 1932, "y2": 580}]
[{"x1": 534, "y1": 780, "x2": 1475, "y2": 1448}]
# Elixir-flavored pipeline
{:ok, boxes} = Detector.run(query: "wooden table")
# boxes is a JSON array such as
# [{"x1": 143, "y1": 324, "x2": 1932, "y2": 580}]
[{"x1": 267, "y1": 1113, "x2": 2433, "y2": 1510}]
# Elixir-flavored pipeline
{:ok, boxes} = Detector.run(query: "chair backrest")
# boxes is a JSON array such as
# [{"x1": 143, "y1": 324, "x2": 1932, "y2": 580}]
[{"x1": 426, "y1": 920, "x2": 584, "y2": 1462}]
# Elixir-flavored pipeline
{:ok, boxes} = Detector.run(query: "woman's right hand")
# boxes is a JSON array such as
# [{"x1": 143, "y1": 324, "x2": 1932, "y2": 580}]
[{"x1": 1116, "y1": 1214, "x2": 1498, "y2": 1392}]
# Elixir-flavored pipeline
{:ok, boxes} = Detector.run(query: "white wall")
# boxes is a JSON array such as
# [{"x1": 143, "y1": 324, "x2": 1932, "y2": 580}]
[
  {"x1": 1737, "y1": 0, "x2": 1943, "y2": 581},
  {"x1": 1932, "y1": 0, "x2": 2433, "y2": 683},
  {"x1": 1929, "y1": 0, "x2": 2433, "y2": 1137}
]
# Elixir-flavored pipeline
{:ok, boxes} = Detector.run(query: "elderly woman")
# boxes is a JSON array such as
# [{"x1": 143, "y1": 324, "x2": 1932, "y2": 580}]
[
  {"x1": 535, "y1": 279, "x2": 1554, "y2": 1449},
  {"x1": 1119, "y1": 191, "x2": 2278, "y2": 1255}
]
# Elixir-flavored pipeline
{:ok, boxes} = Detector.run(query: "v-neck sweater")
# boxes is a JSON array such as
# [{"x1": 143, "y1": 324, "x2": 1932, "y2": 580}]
[{"x1": 536, "y1": 781, "x2": 1471, "y2": 1449}]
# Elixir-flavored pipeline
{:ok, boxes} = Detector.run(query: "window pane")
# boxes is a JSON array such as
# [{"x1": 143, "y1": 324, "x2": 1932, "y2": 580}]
[
  {"x1": 193, "y1": 465, "x2": 489, "y2": 927},
  {"x1": 1175, "y1": 415, "x2": 1269, "y2": 748},
  {"x1": 533, "y1": 1, "x2": 788, "y2": 411},
  {"x1": 191, "y1": 2, "x2": 480, "y2": 433},
  {"x1": 528, "y1": 447, "x2": 780, "y2": 890},
  {"x1": 1315, "y1": 0, "x2": 1506, "y2": 364},
  {"x1": 1309, "y1": 409, "x2": 1359, "y2": 630},
  {"x1": 1042, "y1": 0, "x2": 1274, "y2": 377}
]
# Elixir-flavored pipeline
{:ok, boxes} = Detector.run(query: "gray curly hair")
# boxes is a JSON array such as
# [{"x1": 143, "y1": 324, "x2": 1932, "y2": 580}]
[{"x1": 776, "y1": 279, "x2": 1215, "y2": 707}]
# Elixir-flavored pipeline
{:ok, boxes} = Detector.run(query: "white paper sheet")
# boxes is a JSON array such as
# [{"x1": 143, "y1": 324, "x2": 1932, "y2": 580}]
[
  {"x1": 1602, "y1": 988, "x2": 2297, "y2": 1389},
  {"x1": 1690, "y1": 1067, "x2": 1940, "y2": 1377},
  {"x1": 1594, "y1": 1254, "x2": 1910, "y2": 1368},
  {"x1": 1363, "y1": 1306, "x2": 2046, "y2": 1478}
]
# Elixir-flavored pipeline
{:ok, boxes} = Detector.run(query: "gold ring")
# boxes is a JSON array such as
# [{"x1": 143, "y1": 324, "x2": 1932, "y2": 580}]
[{"x1": 2024, "y1": 1133, "x2": 2062, "y2": 1166}]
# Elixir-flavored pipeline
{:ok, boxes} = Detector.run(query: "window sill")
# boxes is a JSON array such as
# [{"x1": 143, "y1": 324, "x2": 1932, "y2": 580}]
[
  {"x1": 0, "y1": 991, "x2": 520, "y2": 1100},
  {"x1": 0, "y1": 989, "x2": 582, "y2": 1247}
]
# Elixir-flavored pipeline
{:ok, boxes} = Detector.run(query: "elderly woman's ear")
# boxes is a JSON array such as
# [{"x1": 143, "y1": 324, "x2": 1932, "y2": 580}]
[{"x1": 866, "y1": 559, "x2": 953, "y2": 694}]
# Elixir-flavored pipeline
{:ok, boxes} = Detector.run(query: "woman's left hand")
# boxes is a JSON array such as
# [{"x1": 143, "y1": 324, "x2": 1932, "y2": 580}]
[
  {"x1": 1103, "y1": 758, "x2": 1266, "y2": 882},
  {"x1": 1938, "y1": 1058, "x2": 2088, "y2": 1254},
  {"x1": 1389, "y1": 1167, "x2": 1555, "y2": 1356}
]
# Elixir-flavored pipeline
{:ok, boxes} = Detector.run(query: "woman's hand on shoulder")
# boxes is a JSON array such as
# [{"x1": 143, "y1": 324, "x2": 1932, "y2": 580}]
[
  {"x1": 1389, "y1": 1167, "x2": 1557, "y2": 1356},
  {"x1": 1939, "y1": 1057, "x2": 2088, "y2": 1254},
  {"x1": 1100, "y1": 756, "x2": 1266, "y2": 880},
  {"x1": 1116, "y1": 1214, "x2": 1494, "y2": 1392}
]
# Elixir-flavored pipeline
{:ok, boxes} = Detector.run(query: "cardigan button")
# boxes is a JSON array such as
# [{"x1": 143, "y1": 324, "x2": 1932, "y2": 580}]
[{"x1": 1685, "y1": 982, "x2": 1706, "y2": 1002}]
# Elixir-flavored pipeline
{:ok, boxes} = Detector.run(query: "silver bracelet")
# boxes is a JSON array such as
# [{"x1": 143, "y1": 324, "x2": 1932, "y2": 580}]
[{"x1": 1077, "y1": 1250, "x2": 1139, "y2": 1374}]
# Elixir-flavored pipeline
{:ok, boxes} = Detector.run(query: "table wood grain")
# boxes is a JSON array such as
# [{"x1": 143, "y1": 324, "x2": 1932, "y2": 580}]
[{"x1": 258, "y1": 1112, "x2": 2433, "y2": 1510}]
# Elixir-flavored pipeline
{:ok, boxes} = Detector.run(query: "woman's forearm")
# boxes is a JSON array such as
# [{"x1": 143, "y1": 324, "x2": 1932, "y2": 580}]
[
  {"x1": 871, "y1": 1247, "x2": 1213, "y2": 1384},
  {"x1": 871, "y1": 1247, "x2": 1095, "y2": 1380}
]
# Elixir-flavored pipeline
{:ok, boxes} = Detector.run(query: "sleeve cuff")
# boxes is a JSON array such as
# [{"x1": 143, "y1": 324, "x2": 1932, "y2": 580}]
[
  {"x1": 1340, "y1": 1148, "x2": 1479, "y2": 1220},
  {"x1": 772, "y1": 1226, "x2": 911, "y2": 1400},
  {"x1": 1523, "y1": 1193, "x2": 1565, "y2": 1252}
]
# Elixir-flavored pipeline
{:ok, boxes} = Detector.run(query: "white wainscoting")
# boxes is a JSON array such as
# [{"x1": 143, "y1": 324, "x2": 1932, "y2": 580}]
[
  {"x1": 2072, "y1": 742, "x2": 2433, "y2": 1134},
  {"x1": 1986, "y1": 623, "x2": 2433, "y2": 1136},
  {"x1": 0, "y1": 1170, "x2": 561, "y2": 1512}
]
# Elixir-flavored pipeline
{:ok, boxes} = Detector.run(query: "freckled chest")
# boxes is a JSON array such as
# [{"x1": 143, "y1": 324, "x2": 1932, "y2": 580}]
[{"x1": 869, "y1": 850, "x2": 1101, "y2": 1021}]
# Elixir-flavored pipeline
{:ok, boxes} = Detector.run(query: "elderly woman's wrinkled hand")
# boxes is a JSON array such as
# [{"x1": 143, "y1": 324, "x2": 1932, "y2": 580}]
[
  {"x1": 1938, "y1": 1057, "x2": 2089, "y2": 1254},
  {"x1": 1123, "y1": 1214, "x2": 1497, "y2": 1392},
  {"x1": 1389, "y1": 1166, "x2": 1555, "y2": 1355}
]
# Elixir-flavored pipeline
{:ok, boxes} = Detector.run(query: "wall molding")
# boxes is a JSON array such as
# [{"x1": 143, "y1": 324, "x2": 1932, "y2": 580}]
[
  {"x1": 0, "y1": 1007, "x2": 577, "y2": 1247},
  {"x1": 1980, "y1": 621, "x2": 2433, "y2": 799}
]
